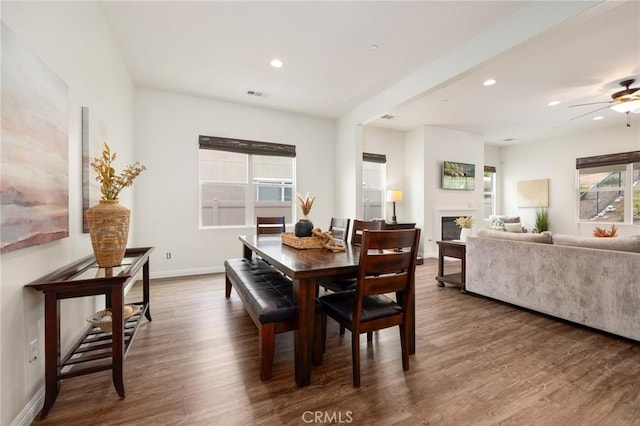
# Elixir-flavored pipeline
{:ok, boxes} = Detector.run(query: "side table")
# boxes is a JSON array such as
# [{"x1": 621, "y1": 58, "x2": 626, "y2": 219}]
[
  {"x1": 25, "y1": 247, "x2": 154, "y2": 419},
  {"x1": 435, "y1": 240, "x2": 466, "y2": 293}
]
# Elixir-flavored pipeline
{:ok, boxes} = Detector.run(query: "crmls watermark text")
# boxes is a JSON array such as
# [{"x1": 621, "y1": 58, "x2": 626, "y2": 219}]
[{"x1": 302, "y1": 410, "x2": 354, "y2": 424}]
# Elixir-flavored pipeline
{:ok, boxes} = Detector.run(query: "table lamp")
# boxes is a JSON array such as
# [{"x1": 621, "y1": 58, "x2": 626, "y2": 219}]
[{"x1": 386, "y1": 190, "x2": 403, "y2": 224}]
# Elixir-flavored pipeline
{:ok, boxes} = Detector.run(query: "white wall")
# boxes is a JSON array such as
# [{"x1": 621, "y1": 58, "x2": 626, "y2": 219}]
[
  {"x1": 484, "y1": 144, "x2": 501, "y2": 219},
  {"x1": 422, "y1": 126, "x2": 485, "y2": 256},
  {"x1": 133, "y1": 88, "x2": 336, "y2": 277},
  {"x1": 405, "y1": 127, "x2": 426, "y2": 254},
  {"x1": 1, "y1": 3, "x2": 135, "y2": 425},
  {"x1": 500, "y1": 124, "x2": 640, "y2": 237},
  {"x1": 363, "y1": 126, "x2": 406, "y2": 223},
  {"x1": 363, "y1": 125, "x2": 485, "y2": 258}
]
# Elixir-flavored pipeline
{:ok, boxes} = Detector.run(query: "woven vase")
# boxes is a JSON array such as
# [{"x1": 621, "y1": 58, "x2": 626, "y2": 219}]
[{"x1": 86, "y1": 200, "x2": 130, "y2": 267}]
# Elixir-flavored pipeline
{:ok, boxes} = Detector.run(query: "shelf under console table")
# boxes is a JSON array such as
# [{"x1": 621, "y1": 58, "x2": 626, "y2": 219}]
[{"x1": 25, "y1": 246, "x2": 154, "y2": 419}]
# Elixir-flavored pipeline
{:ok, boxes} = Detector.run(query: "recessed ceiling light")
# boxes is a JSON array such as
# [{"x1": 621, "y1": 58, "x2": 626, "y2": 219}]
[
  {"x1": 483, "y1": 79, "x2": 497, "y2": 86},
  {"x1": 270, "y1": 59, "x2": 284, "y2": 68},
  {"x1": 593, "y1": 116, "x2": 605, "y2": 120},
  {"x1": 548, "y1": 101, "x2": 561, "y2": 106},
  {"x1": 370, "y1": 44, "x2": 379, "y2": 50},
  {"x1": 503, "y1": 138, "x2": 515, "y2": 142}
]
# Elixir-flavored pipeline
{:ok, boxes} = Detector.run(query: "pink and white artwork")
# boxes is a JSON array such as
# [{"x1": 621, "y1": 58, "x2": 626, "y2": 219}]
[{"x1": 1, "y1": 22, "x2": 69, "y2": 254}]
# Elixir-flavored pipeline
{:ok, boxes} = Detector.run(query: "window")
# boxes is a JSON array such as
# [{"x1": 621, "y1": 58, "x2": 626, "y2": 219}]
[
  {"x1": 362, "y1": 153, "x2": 386, "y2": 220},
  {"x1": 483, "y1": 165, "x2": 496, "y2": 219},
  {"x1": 576, "y1": 151, "x2": 640, "y2": 224},
  {"x1": 199, "y1": 136, "x2": 295, "y2": 227}
]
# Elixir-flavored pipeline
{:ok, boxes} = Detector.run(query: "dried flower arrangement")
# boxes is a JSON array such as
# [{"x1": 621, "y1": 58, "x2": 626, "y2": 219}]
[
  {"x1": 91, "y1": 142, "x2": 146, "y2": 200},
  {"x1": 454, "y1": 216, "x2": 473, "y2": 229},
  {"x1": 296, "y1": 192, "x2": 315, "y2": 216},
  {"x1": 593, "y1": 224, "x2": 617, "y2": 238}
]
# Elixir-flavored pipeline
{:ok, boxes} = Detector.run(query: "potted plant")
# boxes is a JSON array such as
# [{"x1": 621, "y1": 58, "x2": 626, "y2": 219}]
[
  {"x1": 535, "y1": 208, "x2": 549, "y2": 232},
  {"x1": 86, "y1": 142, "x2": 145, "y2": 267},
  {"x1": 454, "y1": 216, "x2": 473, "y2": 241}
]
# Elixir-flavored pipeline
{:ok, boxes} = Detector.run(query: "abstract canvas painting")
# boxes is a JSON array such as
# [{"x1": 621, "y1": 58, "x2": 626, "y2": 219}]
[
  {"x1": 517, "y1": 179, "x2": 549, "y2": 208},
  {"x1": 82, "y1": 106, "x2": 109, "y2": 233},
  {"x1": 1, "y1": 22, "x2": 69, "y2": 254}
]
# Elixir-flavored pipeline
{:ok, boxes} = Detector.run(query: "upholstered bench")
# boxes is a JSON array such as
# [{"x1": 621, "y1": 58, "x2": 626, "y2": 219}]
[{"x1": 225, "y1": 257, "x2": 323, "y2": 380}]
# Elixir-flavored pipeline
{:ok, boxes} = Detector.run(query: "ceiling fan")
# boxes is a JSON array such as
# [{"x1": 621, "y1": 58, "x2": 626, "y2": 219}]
[{"x1": 570, "y1": 79, "x2": 640, "y2": 126}]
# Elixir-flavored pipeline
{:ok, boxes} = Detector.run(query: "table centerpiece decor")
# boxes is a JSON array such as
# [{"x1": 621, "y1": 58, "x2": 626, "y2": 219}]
[{"x1": 294, "y1": 192, "x2": 315, "y2": 237}]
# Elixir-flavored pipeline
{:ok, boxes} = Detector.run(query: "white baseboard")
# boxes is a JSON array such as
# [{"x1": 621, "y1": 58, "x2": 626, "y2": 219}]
[
  {"x1": 11, "y1": 386, "x2": 43, "y2": 426},
  {"x1": 150, "y1": 265, "x2": 225, "y2": 280}
]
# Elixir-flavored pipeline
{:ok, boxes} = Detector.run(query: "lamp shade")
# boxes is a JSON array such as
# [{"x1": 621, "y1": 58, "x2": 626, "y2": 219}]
[
  {"x1": 610, "y1": 99, "x2": 640, "y2": 114},
  {"x1": 386, "y1": 190, "x2": 403, "y2": 203}
]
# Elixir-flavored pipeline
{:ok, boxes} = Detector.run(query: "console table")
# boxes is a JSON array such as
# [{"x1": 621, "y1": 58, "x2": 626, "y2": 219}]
[
  {"x1": 435, "y1": 240, "x2": 466, "y2": 293},
  {"x1": 25, "y1": 247, "x2": 154, "y2": 419}
]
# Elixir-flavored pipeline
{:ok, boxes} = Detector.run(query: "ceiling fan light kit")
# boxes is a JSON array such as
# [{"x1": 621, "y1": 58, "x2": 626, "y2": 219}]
[
  {"x1": 569, "y1": 79, "x2": 640, "y2": 124},
  {"x1": 610, "y1": 99, "x2": 640, "y2": 114}
]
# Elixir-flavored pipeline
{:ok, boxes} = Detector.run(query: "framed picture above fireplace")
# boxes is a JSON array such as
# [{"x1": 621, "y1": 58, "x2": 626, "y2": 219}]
[{"x1": 442, "y1": 161, "x2": 475, "y2": 190}]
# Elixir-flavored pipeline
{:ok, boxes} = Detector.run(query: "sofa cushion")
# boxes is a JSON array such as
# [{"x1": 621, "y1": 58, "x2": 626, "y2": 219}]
[
  {"x1": 476, "y1": 228, "x2": 553, "y2": 243},
  {"x1": 552, "y1": 234, "x2": 640, "y2": 253}
]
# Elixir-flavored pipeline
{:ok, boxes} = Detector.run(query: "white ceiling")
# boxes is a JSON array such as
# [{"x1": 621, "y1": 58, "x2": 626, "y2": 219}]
[{"x1": 101, "y1": 1, "x2": 640, "y2": 146}]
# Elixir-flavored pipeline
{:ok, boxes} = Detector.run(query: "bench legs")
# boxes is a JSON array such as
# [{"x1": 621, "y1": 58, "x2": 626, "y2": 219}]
[
  {"x1": 259, "y1": 323, "x2": 276, "y2": 381},
  {"x1": 260, "y1": 315, "x2": 326, "y2": 380},
  {"x1": 225, "y1": 275, "x2": 233, "y2": 299}
]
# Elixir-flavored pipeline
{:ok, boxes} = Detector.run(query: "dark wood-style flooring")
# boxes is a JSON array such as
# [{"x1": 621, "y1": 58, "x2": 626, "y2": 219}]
[{"x1": 33, "y1": 259, "x2": 640, "y2": 425}]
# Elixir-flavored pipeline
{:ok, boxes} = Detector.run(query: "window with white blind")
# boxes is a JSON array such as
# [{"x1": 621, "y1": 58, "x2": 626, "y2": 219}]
[
  {"x1": 199, "y1": 136, "x2": 295, "y2": 227},
  {"x1": 362, "y1": 152, "x2": 386, "y2": 220},
  {"x1": 483, "y1": 165, "x2": 497, "y2": 219}
]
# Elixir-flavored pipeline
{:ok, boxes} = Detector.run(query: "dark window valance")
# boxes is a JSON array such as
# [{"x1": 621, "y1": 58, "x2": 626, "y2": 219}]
[
  {"x1": 576, "y1": 151, "x2": 640, "y2": 169},
  {"x1": 199, "y1": 135, "x2": 296, "y2": 157},
  {"x1": 484, "y1": 165, "x2": 497, "y2": 173},
  {"x1": 363, "y1": 152, "x2": 386, "y2": 163}
]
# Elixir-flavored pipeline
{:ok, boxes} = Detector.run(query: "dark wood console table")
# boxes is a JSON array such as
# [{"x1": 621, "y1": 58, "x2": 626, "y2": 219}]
[
  {"x1": 435, "y1": 240, "x2": 466, "y2": 293},
  {"x1": 25, "y1": 247, "x2": 154, "y2": 419}
]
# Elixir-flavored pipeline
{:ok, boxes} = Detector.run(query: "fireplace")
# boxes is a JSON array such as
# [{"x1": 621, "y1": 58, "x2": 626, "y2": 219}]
[
  {"x1": 441, "y1": 217, "x2": 461, "y2": 241},
  {"x1": 434, "y1": 208, "x2": 476, "y2": 243}
]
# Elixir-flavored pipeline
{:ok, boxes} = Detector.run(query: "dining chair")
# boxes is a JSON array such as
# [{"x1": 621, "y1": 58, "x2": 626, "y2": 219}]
[
  {"x1": 316, "y1": 228, "x2": 421, "y2": 387},
  {"x1": 319, "y1": 219, "x2": 384, "y2": 337},
  {"x1": 319, "y1": 219, "x2": 382, "y2": 293},
  {"x1": 256, "y1": 216, "x2": 286, "y2": 235},
  {"x1": 328, "y1": 217, "x2": 350, "y2": 242}
]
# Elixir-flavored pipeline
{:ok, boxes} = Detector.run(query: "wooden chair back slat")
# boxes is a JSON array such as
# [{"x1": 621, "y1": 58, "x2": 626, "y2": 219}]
[
  {"x1": 256, "y1": 216, "x2": 286, "y2": 235},
  {"x1": 350, "y1": 219, "x2": 383, "y2": 246},
  {"x1": 328, "y1": 217, "x2": 350, "y2": 242}
]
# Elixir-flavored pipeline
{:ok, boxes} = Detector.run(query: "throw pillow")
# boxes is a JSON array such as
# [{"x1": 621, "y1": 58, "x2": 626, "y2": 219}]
[
  {"x1": 504, "y1": 223, "x2": 523, "y2": 233},
  {"x1": 488, "y1": 215, "x2": 505, "y2": 231}
]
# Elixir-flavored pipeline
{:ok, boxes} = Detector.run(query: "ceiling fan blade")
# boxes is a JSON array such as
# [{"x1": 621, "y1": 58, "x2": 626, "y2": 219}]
[
  {"x1": 569, "y1": 101, "x2": 614, "y2": 108},
  {"x1": 569, "y1": 105, "x2": 611, "y2": 121}
]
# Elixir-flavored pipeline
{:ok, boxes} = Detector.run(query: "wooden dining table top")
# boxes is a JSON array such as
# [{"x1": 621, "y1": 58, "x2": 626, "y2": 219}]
[{"x1": 239, "y1": 235, "x2": 361, "y2": 280}]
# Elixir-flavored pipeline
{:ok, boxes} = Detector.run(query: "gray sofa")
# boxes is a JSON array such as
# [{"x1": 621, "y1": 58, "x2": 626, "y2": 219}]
[{"x1": 466, "y1": 229, "x2": 640, "y2": 341}]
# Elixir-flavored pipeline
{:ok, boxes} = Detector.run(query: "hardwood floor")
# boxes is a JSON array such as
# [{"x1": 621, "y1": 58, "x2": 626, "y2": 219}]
[{"x1": 33, "y1": 259, "x2": 640, "y2": 425}]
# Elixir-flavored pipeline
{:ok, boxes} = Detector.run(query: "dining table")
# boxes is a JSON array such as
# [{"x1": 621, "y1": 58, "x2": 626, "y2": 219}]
[{"x1": 238, "y1": 234, "x2": 416, "y2": 387}]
